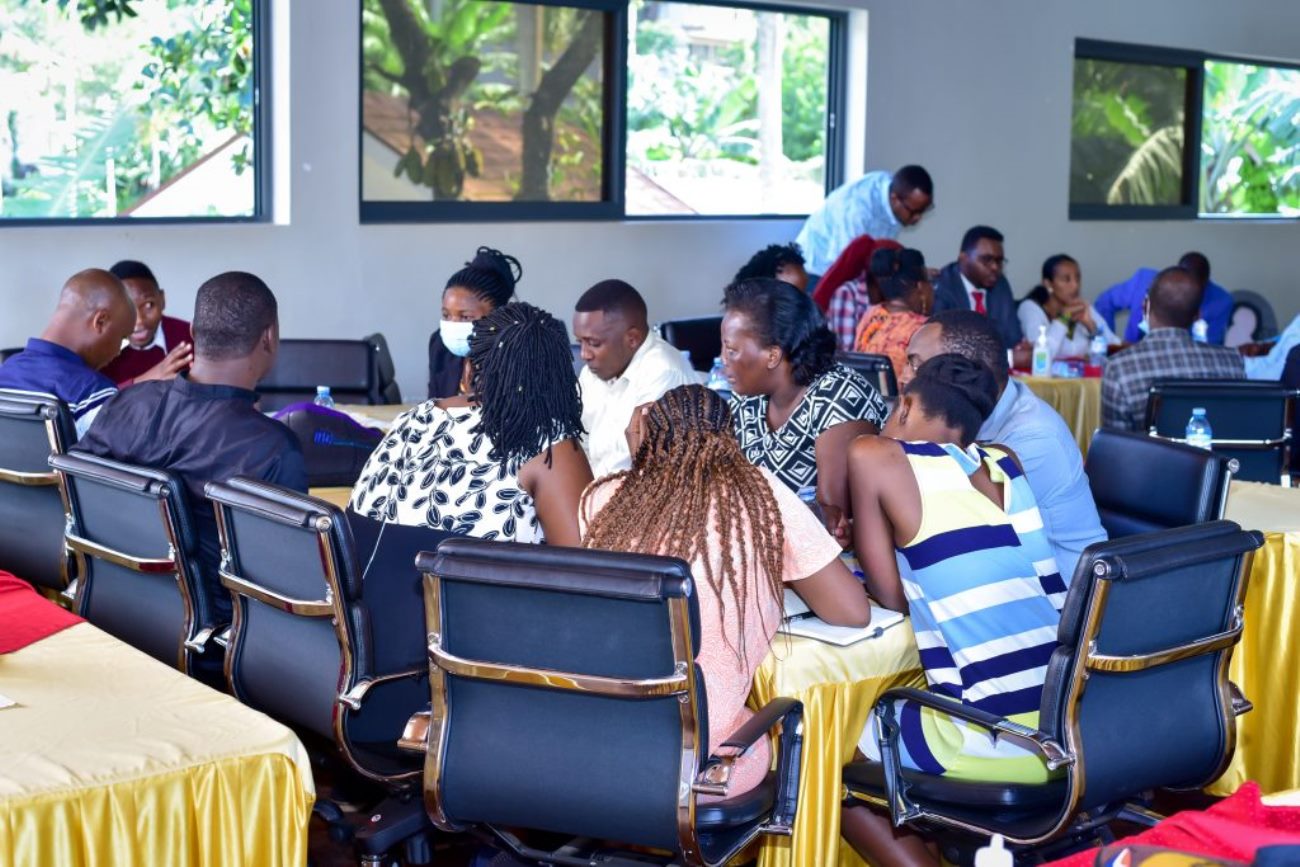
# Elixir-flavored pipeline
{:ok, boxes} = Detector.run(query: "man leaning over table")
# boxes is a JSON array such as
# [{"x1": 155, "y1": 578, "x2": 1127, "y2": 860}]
[
  {"x1": 573, "y1": 279, "x2": 697, "y2": 479},
  {"x1": 75, "y1": 271, "x2": 307, "y2": 624},
  {"x1": 901, "y1": 309, "x2": 1106, "y2": 582}
]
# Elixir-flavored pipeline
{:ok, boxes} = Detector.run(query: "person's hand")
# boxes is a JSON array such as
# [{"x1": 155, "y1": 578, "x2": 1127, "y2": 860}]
[
  {"x1": 134, "y1": 342, "x2": 192, "y2": 383},
  {"x1": 1066, "y1": 300, "x2": 1095, "y2": 332},
  {"x1": 1238, "y1": 342, "x2": 1271, "y2": 358},
  {"x1": 1011, "y1": 340, "x2": 1033, "y2": 371},
  {"x1": 624, "y1": 402, "x2": 654, "y2": 456},
  {"x1": 820, "y1": 501, "x2": 852, "y2": 548}
]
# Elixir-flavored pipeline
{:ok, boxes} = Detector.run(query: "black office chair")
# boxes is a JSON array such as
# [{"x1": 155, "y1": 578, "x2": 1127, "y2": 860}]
[
  {"x1": 1146, "y1": 379, "x2": 1299, "y2": 484},
  {"x1": 257, "y1": 338, "x2": 395, "y2": 412},
  {"x1": 50, "y1": 452, "x2": 221, "y2": 676},
  {"x1": 274, "y1": 405, "x2": 383, "y2": 487},
  {"x1": 1085, "y1": 429, "x2": 1236, "y2": 538},
  {"x1": 1285, "y1": 345, "x2": 1300, "y2": 479},
  {"x1": 0, "y1": 389, "x2": 76, "y2": 594},
  {"x1": 836, "y1": 351, "x2": 899, "y2": 399},
  {"x1": 412, "y1": 539, "x2": 804, "y2": 867},
  {"x1": 843, "y1": 521, "x2": 1262, "y2": 862},
  {"x1": 206, "y1": 477, "x2": 443, "y2": 865},
  {"x1": 660, "y1": 316, "x2": 723, "y2": 372},
  {"x1": 364, "y1": 332, "x2": 403, "y2": 405}
]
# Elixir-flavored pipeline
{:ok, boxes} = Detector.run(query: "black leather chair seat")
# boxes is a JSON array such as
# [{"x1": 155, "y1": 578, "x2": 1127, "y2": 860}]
[
  {"x1": 694, "y1": 772, "x2": 777, "y2": 829},
  {"x1": 351, "y1": 738, "x2": 423, "y2": 779}
]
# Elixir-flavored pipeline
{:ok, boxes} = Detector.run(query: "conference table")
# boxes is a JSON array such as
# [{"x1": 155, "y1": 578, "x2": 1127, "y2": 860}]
[
  {"x1": 1210, "y1": 480, "x2": 1300, "y2": 797},
  {"x1": 0, "y1": 583, "x2": 315, "y2": 866},
  {"x1": 1019, "y1": 375, "x2": 1101, "y2": 456}
]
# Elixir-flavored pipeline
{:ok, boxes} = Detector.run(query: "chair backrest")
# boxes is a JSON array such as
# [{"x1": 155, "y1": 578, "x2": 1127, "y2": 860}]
[
  {"x1": 257, "y1": 338, "x2": 384, "y2": 411},
  {"x1": 364, "y1": 332, "x2": 402, "y2": 404},
  {"x1": 1085, "y1": 429, "x2": 1235, "y2": 538},
  {"x1": 836, "y1": 351, "x2": 898, "y2": 398},
  {"x1": 659, "y1": 316, "x2": 722, "y2": 372},
  {"x1": 1037, "y1": 522, "x2": 1261, "y2": 833},
  {"x1": 0, "y1": 389, "x2": 77, "y2": 591},
  {"x1": 274, "y1": 405, "x2": 383, "y2": 487},
  {"x1": 419, "y1": 539, "x2": 707, "y2": 856},
  {"x1": 207, "y1": 477, "x2": 427, "y2": 783},
  {"x1": 50, "y1": 451, "x2": 209, "y2": 671},
  {"x1": 1286, "y1": 345, "x2": 1300, "y2": 476},
  {"x1": 1146, "y1": 379, "x2": 1298, "y2": 484},
  {"x1": 1227, "y1": 290, "x2": 1279, "y2": 345}
]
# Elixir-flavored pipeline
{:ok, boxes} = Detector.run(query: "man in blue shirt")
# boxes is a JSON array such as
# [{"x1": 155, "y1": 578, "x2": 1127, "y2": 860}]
[
  {"x1": 795, "y1": 165, "x2": 933, "y2": 278},
  {"x1": 1095, "y1": 252, "x2": 1233, "y2": 345},
  {"x1": 1244, "y1": 313, "x2": 1300, "y2": 381},
  {"x1": 901, "y1": 310, "x2": 1106, "y2": 581},
  {"x1": 76, "y1": 271, "x2": 307, "y2": 624},
  {"x1": 0, "y1": 269, "x2": 135, "y2": 438}
]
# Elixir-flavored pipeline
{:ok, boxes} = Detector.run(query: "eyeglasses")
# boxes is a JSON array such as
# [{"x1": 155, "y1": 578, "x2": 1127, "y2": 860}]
[
  {"x1": 905, "y1": 354, "x2": 922, "y2": 374},
  {"x1": 976, "y1": 254, "x2": 1008, "y2": 268},
  {"x1": 894, "y1": 199, "x2": 934, "y2": 222}
]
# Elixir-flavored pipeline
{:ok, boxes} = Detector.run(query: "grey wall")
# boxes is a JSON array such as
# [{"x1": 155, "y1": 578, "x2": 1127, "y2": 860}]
[{"x1": 1, "y1": 0, "x2": 1296, "y2": 398}]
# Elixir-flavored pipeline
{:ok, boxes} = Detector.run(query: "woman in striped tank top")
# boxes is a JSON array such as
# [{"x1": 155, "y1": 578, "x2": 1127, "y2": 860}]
[{"x1": 841, "y1": 354, "x2": 1066, "y2": 867}]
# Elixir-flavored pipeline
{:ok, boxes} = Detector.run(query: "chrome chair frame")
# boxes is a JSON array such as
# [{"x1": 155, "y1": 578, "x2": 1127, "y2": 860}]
[
  {"x1": 416, "y1": 544, "x2": 805, "y2": 867},
  {"x1": 0, "y1": 389, "x2": 76, "y2": 593},
  {"x1": 848, "y1": 524, "x2": 1260, "y2": 850}
]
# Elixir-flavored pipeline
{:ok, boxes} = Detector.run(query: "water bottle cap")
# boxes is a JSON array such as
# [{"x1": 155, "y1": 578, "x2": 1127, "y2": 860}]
[
  {"x1": 316, "y1": 386, "x2": 330, "y2": 396},
  {"x1": 1194, "y1": 407, "x2": 1206, "y2": 415}
]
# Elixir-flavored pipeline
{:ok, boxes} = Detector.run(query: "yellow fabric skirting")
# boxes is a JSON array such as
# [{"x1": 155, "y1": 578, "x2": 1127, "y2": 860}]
[
  {"x1": 0, "y1": 622, "x2": 315, "y2": 866},
  {"x1": 750, "y1": 624, "x2": 923, "y2": 867},
  {"x1": 1020, "y1": 376, "x2": 1100, "y2": 456}
]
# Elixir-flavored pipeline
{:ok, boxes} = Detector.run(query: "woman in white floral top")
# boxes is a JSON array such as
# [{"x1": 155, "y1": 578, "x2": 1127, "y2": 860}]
[{"x1": 350, "y1": 302, "x2": 592, "y2": 544}]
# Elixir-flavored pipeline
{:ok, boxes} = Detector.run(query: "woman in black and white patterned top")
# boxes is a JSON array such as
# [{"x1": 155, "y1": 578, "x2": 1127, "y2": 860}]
[
  {"x1": 722, "y1": 278, "x2": 888, "y2": 540},
  {"x1": 351, "y1": 302, "x2": 592, "y2": 544}
]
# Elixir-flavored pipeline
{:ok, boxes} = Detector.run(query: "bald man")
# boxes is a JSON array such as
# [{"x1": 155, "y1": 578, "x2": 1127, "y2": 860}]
[
  {"x1": 0, "y1": 269, "x2": 135, "y2": 437},
  {"x1": 1101, "y1": 266, "x2": 1245, "y2": 432}
]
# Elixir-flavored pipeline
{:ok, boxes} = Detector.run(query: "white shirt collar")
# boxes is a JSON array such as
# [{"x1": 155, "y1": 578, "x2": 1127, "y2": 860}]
[{"x1": 123, "y1": 324, "x2": 167, "y2": 354}]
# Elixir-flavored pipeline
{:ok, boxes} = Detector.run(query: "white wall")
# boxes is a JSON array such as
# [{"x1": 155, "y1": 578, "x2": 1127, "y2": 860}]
[{"x1": 1, "y1": 0, "x2": 1297, "y2": 399}]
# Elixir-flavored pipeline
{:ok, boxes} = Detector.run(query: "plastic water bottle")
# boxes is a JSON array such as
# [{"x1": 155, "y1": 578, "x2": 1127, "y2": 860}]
[
  {"x1": 706, "y1": 357, "x2": 730, "y2": 393},
  {"x1": 1088, "y1": 333, "x2": 1108, "y2": 367},
  {"x1": 1186, "y1": 407, "x2": 1213, "y2": 450},
  {"x1": 1031, "y1": 325, "x2": 1052, "y2": 377},
  {"x1": 1192, "y1": 319, "x2": 1209, "y2": 343},
  {"x1": 974, "y1": 835, "x2": 1013, "y2": 867},
  {"x1": 314, "y1": 385, "x2": 335, "y2": 409}
]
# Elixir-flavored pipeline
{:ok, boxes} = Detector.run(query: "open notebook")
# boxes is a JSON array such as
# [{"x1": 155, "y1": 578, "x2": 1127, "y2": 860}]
[{"x1": 778, "y1": 588, "x2": 905, "y2": 646}]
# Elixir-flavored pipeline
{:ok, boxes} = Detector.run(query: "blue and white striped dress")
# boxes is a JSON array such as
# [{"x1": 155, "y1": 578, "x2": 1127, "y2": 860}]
[{"x1": 859, "y1": 441, "x2": 1065, "y2": 782}]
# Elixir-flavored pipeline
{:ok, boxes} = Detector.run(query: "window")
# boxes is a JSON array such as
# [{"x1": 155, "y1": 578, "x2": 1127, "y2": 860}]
[
  {"x1": 1070, "y1": 39, "x2": 1300, "y2": 221},
  {"x1": 1201, "y1": 60, "x2": 1300, "y2": 217},
  {"x1": 0, "y1": 0, "x2": 264, "y2": 223},
  {"x1": 626, "y1": 1, "x2": 837, "y2": 217},
  {"x1": 361, "y1": 0, "x2": 620, "y2": 221},
  {"x1": 359, "y1": 0, "x2": 845, "y2": 222}
]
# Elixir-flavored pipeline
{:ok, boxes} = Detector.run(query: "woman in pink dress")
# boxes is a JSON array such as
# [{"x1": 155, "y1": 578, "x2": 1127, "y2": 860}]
[{"x1": 580, "y1": 384, "x2": 871, "y2": 797}]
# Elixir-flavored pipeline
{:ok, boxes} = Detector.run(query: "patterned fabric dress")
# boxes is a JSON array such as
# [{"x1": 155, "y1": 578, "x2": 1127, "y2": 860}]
[
  {"x1": 731, "y1": 364, "x2": 888, "y2": 492},
  {"x1": 858, "y1": 441, "x2": 1066, "y2": 782},
  {"x1": 349, "y1": 402, "x2": 546, "y2": 542},
  {"x1": 853, "y1": 306, "x2": 929, "y2": 381}
]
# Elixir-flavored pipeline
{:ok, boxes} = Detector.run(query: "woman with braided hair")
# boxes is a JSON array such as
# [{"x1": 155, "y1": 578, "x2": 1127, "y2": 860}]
[
  {"x1": 353, "y1": 301, "x2": 592, "y2": 545},
  {"x1": 581, "y1": 384, "x2": 870, "y2": 798},
  {"x1": 427, "y1": 246, "x2": 522, "y2": 399},
  {"x1": 841, "y1": 354, "x2": 1065, "y2": 867}
]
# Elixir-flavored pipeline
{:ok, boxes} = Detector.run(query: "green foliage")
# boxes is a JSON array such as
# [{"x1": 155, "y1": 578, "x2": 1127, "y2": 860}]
[
  {"x1": 780, "y1": 16, "x2": 827, "y2": 164},
  {"x1": 1200, "y1": 60, "x2": 1300, "y2": 215},
  {"x1": 43, "y1": 0, "x2": 138, "y2": 31}
]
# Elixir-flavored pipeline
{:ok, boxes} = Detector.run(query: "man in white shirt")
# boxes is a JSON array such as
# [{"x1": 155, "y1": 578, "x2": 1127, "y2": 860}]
[{"x1": 573, "y1": 280, "x2": 697, "y2": 478}]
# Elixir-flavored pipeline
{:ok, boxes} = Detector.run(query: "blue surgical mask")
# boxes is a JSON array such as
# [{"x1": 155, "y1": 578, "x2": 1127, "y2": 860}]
[
  {"x1": 1138, "y1": 317, "x2": 1150, "y2": 336},
  {"x1": 440, "y1": 319, "x2": 474, "y2": 357}
]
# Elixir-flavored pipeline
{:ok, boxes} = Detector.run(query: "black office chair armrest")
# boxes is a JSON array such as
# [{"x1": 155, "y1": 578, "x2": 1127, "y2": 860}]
[
  {"x1": 873, "y1": 687, "x2": 1073, "y2": 827},
  {"x1": 694, "y1": 697, "x2": 804, "y2": 824},
  {"x1": 184, "y1": 621, "x2": 231, "y2": 654},
  {"x1": 337, "y1": 667, "x2": 426, "y2": 711}
]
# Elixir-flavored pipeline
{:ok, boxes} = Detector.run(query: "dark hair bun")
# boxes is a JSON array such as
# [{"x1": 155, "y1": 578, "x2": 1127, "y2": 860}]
[
  {"x1": 469, "y1": 246, "x2": 523, "y2": 289},
  {"x1": 869, "y1": 247, "x2": 900, "y2": 280},
  {"x1": 446, "y1": 246, "x2": 522, "y2": 309},
  {"x1": 788, "y1": 326, "x2": 837, "y2": 387},
  {"x1": 920, "y1": 353, "x2": 998, "y2": 418}
]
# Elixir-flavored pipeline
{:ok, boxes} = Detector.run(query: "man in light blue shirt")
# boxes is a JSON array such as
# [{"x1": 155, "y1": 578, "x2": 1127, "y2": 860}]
[
  {"x1": 902, "y1": 310, "x2": 1107, "y2": 581},
  {"x1": 1245, "y1": 313, "x2": 1300, "y2": 380},
  {"x1": 795, "y1": 165, "x2": 933, "y2": 277}
]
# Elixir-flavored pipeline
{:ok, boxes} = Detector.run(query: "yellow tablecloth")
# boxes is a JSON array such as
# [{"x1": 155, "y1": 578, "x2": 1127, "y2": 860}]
[
  {"x1": 1209, "y1": 481, "x2": 1300, "y2": 797},
  {"x1": 1020, "y1": 376, "x2": 1101, "y2": 456},
  {"x1": 750, "y1": 624, "x2": 923, "y2": 867},
  {"x1": 0, "y1": 622, "x2": 315, "y2": 866},
  {"x1": 312, "y1": 486, "x2": 353, "y2": 509}
]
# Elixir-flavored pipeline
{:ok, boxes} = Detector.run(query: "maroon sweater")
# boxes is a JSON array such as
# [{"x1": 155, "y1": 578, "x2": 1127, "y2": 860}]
[{"x1": 101, "y1": 315, "x2": 193, "y2": 386}]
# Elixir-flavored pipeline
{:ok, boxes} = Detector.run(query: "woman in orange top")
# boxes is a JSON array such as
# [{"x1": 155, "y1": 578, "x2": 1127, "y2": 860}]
[{"x1": 853, "y1": 247, "x2": 933, "y2": 381}]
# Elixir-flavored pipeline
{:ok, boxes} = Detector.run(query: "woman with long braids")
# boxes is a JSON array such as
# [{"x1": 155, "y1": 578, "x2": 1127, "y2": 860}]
[
  {"x1": 427, "y1": 246, "x2": 522, "y2": 399},
  {"x1": 352, "y1": 302, "x2": 592, "y2": 545},
  {"x1": 581, "y1": 384, "x2": 870, "y2": 797}
]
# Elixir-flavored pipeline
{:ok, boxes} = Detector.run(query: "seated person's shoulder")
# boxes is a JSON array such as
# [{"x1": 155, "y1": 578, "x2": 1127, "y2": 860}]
[{"x1": 847, "y1": 432, "x2": 901, "y2": 466}]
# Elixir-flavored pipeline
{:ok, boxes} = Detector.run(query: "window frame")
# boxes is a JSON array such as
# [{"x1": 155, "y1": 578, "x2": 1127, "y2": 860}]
[
  {"x1": 357, "y1": 0, "x2": 847, "y2": 224},
  {"x1": 0, "y1": 0, "x2": 272, "y2": 227},
  {"x1": 1070, "y1": 37, "x2": 1300, "y2": 222}
]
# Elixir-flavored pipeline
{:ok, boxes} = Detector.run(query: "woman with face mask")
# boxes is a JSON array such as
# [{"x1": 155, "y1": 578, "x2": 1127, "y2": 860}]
[{"x1": 427, "y1": 247, "x2": 522, "y2": 399}]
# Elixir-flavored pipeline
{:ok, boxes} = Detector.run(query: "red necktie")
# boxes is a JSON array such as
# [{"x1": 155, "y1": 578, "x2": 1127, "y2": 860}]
[{"x1": 972, "y1": 290, "x2": 987, "y2": 315}]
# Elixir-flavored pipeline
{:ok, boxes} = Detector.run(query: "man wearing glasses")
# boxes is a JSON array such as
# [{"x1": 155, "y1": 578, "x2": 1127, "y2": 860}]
[
  {"x1": 932, "y1": 225, "x2": 1024, "y2": 350},
  {"x1": 794, "y1": 164, "x2": 934, "y2": 287}
]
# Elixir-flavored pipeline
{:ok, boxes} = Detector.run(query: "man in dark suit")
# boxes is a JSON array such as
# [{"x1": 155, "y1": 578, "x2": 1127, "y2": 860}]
[{"x1": 932, "y1": 225, "x2": 1023, "y2": 349}]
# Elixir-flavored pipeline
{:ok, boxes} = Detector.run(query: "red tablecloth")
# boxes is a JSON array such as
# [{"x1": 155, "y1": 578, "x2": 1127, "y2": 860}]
[
  {"x1": 0, "y1": 571, "x2": 83, "y2": 653},
  {"x1": 1047, "y1": 783, "x2": 1300, "y2": 867}
]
